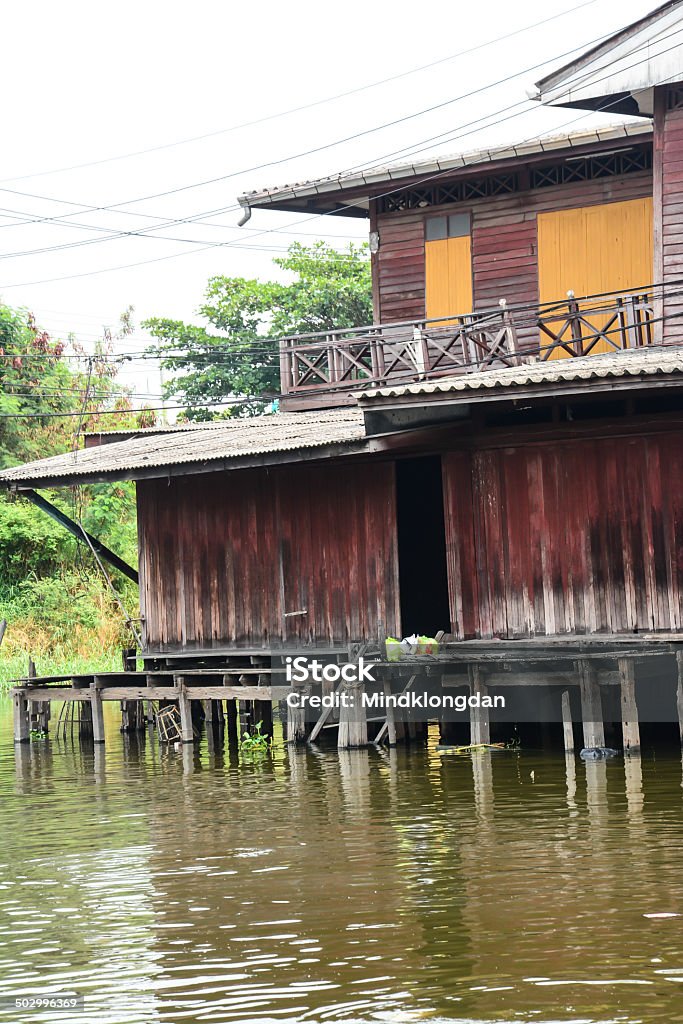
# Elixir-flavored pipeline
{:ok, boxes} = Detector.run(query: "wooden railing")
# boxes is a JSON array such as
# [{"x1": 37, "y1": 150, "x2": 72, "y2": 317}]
[{"x1": 279, "y1": 288, "x2": 656, "y2": 402}]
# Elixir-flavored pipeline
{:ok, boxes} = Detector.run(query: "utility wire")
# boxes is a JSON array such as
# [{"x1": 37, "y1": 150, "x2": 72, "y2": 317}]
[
  {"x1": 0, "y1": 21, "x2": 631, "y2": 252},
  {"x1": 0, "y1": 0, "x2": 605, "y2": 185}
]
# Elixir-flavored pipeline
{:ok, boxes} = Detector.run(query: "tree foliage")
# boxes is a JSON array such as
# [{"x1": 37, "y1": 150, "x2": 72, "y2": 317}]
[
  {"x1": 144, "y1": 241, "x2": 372, "y2": 416},
  {"x1": 0, "y1": 303, "x2": 147, "y2": 584}
]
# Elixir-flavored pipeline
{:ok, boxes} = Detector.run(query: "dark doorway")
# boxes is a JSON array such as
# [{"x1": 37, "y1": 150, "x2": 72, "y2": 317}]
[{"x1": 396, "y1": 455, "x2": 451, "y2": 637}]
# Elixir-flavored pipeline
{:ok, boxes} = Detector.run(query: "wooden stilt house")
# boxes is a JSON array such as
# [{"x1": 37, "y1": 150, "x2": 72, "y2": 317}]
[{"x1": 3, "y1": 3, "x2": 683, "y2": 751}]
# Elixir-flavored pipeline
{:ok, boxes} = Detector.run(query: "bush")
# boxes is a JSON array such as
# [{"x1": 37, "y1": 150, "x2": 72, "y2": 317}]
[{"x1": 0, "y1": 571, "x2": 138, "y2": 685}]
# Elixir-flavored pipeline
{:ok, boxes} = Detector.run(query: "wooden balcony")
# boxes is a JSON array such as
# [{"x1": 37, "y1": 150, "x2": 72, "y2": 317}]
[{"x1": 279, "y1": 287, "x2": 657, "y2": 408}]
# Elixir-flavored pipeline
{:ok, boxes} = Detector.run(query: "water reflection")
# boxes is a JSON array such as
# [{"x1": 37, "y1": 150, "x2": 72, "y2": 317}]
[{"x1": 1, "y1": 700, "x2": 683, "y2": 1023}]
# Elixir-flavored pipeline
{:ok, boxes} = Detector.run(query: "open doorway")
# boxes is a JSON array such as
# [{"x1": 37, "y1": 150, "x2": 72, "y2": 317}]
[{"x1": 395, "y1": 455, "x2": 451, "y2": 638}]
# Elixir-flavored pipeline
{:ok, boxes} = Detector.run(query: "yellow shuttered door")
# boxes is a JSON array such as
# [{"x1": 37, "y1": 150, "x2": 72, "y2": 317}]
[
  {"x1": 537, "y1": 197, "x2": 653, "y2": 357},
  {"x1": 425, "y1": 234, "x2": 473, "y2": 320}
]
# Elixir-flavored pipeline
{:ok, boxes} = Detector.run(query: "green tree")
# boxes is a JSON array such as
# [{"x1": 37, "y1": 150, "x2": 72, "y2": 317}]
[
  {"x1": 0, "y1": 303, "x2": 149, "y2": 580},
  {"x1": 144, "y1": 240, "x2": 372, "y2": 417}
]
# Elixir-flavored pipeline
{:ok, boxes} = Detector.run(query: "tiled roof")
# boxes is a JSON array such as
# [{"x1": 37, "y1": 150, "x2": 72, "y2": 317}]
[
  {"x1": 0, "y1": 410, "x2": 366, "y2": 486},
  {"x1": 358, "y1": 347, "x2": 683, "y2": 400}
]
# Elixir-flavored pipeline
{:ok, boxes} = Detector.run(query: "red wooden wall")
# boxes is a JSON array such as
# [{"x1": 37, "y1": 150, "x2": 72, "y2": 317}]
[
  {"x1": 442, "y1": 427, "x2": 683, "y2": 639},
  {"x1": 374, "y1": 170, "x2": 653, "y2": 328},
  {"x1": 657, "y1": 87, "x2": 683, "y2": 343},
  {"x1": 137, "y1": 460, "x2": 400, "y2": 651}
]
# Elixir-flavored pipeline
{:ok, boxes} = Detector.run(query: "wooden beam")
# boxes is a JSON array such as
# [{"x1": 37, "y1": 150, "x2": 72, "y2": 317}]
[
  {"x1": 618, "y1": 658, "x2": 640, "y2": 755},
  {"x1": 21, "y1": 489, "x2": 138, "y2": 583},
  {"x1": 0, "y1": 619, "x2": 6, "y2": 647}
]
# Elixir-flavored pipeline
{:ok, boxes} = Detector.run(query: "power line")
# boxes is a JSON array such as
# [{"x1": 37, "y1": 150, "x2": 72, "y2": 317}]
[
  {"x1": 0, "y1": 22, "x2": 626, "y2": 257},
  {"x1": 1, "y1": 26, "x2": 672, "y2": 290},
  {"x1": 0, "y1": 0, "x2": 605, "y2": 185}
]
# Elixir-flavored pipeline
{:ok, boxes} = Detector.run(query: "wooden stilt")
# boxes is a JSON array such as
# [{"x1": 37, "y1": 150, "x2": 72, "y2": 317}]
[
  {"x1": 13, "y1": 690, "x2": 30, "y2": 743},
  {"x1": 383, "y1": 679, "x2": 397, "y2": 746},
  {"x1": 254, "y1": 699, "x2": 273, "y2": 739},
  {"x1": 338, "y1": 682, "x2": 368, "y2": 749},
  {"x1": 676, "y1": 651, "x2": 683, "y2": 749},
  {"x1": 577, "y1": 661, "x2": 605, "y2": 749},
  {"x1": 469, "y1": 664, "x2": 490, "y2": 745},
  {"x1": 177, "y1": 677, "x2": 194, "y2": 743},
  {"x1": 287, "y1": 687, "x2": 309, "y2": 744},
  {"x1": 91, "y1": 681, "x2": 105, "y2": 745},
  {"x1": 618, "y1": 657, "x2": 640, "y2": 755},
  {"x1": 225, "y1": 698, "x2": 239, "y2": 749},
  {"x1": 202, "y1": 698, "x2": 214, "y2": 725},
  {"x1": 561, "y1": 690, "x2": 575, "y2": 752}
]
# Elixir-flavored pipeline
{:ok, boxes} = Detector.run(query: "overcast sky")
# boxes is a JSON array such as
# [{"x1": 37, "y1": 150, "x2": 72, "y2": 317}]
[{"x1": 0, "y1": 0, "x2": 657, "y2": 399}]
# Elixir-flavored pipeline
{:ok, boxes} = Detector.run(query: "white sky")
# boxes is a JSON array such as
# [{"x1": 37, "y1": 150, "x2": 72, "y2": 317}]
[{"x1": 0, "y1": 0, "x2": 657, "y2": 402}]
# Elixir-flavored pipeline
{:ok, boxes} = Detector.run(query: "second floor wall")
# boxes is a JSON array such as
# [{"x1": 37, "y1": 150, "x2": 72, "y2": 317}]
[{"x1": 371, "y1": 156, "x2": 654, "y2": 333}]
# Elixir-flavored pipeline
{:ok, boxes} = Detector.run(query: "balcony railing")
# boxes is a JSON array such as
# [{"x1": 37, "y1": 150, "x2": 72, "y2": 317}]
[{"x1": 279, "y1": 287, "x2": 657, "y2": 403}]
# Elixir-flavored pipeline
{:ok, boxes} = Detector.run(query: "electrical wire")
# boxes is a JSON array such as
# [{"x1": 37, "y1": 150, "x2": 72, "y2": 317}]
[
  {"x1": 0, "y1": 21, "x2": 633, "y2": 255},
  {"x1": 0, "y1": 0, "x2": 606, "y2": 185}
]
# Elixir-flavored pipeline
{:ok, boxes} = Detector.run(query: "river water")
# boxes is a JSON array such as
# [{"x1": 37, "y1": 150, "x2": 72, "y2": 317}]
[{"x1": 0, "y1": 699, "x2": 682, "y2": 1024}]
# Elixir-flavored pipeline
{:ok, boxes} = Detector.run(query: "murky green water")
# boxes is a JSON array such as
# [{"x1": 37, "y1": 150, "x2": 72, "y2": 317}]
[{"x1": 0, "y1": 699, "x2": 682, "y2": 1024}]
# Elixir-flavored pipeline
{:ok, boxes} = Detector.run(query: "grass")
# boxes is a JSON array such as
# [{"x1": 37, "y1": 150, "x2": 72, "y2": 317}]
[{"x1": 0, "y1": 572, "x2": 136, "y2": 688}]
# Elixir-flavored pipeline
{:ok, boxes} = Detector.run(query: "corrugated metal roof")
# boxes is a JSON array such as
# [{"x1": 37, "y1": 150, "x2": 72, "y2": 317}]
[
  {"x1": 358, "y1": 347, "x2": 683, "y2": 400},
  {"x1": 535, "y1": 1, "x2": 683, "y2": 110},
  {"x1": 0, "y1": 410, "x2": 366, "y2": 486},
  {"x1": 239, "y1": 123, "x2": 652, "y2": 210}
]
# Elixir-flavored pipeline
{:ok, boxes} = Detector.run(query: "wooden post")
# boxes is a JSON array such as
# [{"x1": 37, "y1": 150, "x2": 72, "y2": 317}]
[
  {"x1": 13, "y1": 690, "x2": 30, "y2": 743},
  {"x1": 0, "y1": 618, "x2": 6, "y2": 647},
  {"x1": 177, "y1": 677, "x2": 194, "y2": 744},
  {"x1": 254, "y1": 698, "x2": 273, "y2": 740},
  {"x1": 225, "y1": 697, "x2": 239, "y2": 750},
  {"x1": 91, "y1": 680, "x2": 105, "y2": 745},
  {"x1": 383, "y1": 679, "x2": 397, "y2": 746},
  {"x1": 287, "y1": 687, "x2": 309, "y2": 744},
  {"x1": 338, "y1": 682, "x2": 368, "y2": 749},
  {"x1": 469, "y1": 664, "x2": 490, "y2": 745},
  {"x1": 577, "y1": 661, "x2": 605, "y2": 749},
  {"x1": 677, "y1": 652, "x2": 683, "y2": 749},
  {"x1": 561, "y1": 690, "x2": 575, "y2": 752},
  {"x1": 618, "y1": 657, "x2": 640, "y2": 755}
]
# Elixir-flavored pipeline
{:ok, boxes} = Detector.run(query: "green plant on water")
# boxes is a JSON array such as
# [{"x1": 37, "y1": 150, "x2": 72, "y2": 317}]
[
  {"x1": 239, "y1": 720, "x2": 272, "y2": 754},
  {"x1": 29, "y1": 729, "x2": 47, "y2": 740}
]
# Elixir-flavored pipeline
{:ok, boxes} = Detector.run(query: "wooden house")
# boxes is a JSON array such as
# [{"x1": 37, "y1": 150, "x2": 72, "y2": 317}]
[{"x1": 3, "y1": 2, "x2": 683, "y2": 750}]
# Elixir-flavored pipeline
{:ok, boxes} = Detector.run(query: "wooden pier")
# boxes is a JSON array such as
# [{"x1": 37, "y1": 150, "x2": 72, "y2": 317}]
[{"x1": 11, "y1": 637, "x2": 683, "y2": 755}]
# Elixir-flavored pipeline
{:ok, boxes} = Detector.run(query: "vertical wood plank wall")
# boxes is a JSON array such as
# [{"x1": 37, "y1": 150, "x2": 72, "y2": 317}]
[
  {"x1": 374, "y1": 171, "x2": 653, "y2": 327},
  {"x1": 442, "y1": 426, "x2": 683, "y2": 639},
  {"x1": 137, "y1": 461, "x2": 400, "y2": 651},
  {"x1": 659, "y1": 90, "x2": 683, "y2": 343}
]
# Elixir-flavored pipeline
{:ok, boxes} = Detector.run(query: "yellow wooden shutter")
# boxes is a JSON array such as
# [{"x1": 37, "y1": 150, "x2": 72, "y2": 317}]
[
  {"x1": 537, "y1": 197, "x2": 653, "y2": 357},
  {"x1": 426, "y1": 235, "x2": 473, "y2": 320}
]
